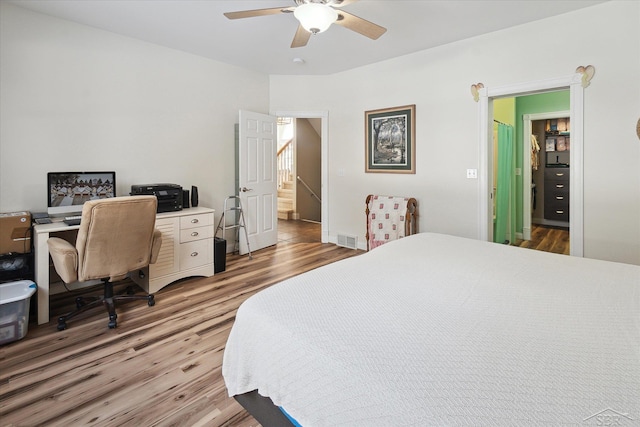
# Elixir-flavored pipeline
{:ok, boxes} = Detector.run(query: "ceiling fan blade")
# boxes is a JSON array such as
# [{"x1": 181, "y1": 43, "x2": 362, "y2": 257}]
[
  {"x1": 335, "y1": 10, "x2": 386, "y2": 40},
  {"x1": 291, "y1": 24, "x2": 311, "y2": 48},
  {"x1": 330, "y1": 0, "x2": 359, "y2": 7},
  {"x1": 224, "y1": 7, "x2": 294, "y2": 20}
]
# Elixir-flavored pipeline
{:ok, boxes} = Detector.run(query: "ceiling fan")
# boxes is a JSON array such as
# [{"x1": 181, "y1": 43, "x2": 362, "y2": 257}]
[{"x1": 224, "y1": 0, "x2": 387, "y2": 48}]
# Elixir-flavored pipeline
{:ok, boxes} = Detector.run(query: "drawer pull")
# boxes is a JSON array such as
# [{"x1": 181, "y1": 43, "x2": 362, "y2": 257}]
[
  {"x1": 555, "y1": 172, "x2": 565, "y2": 177},
  {"x1": 191, "y1": 252, "x2": 199, "y2": 257},
  {"x1": 556, "y1": 184, "x2": 564, "y2": 188},
  {"x1": 191, "y1": 218, "x2": 199, "y2": 224},
  {"x1": 555, "y1": 210, "x2": 565, "y2": 214},
  {"x1": 191, "y1": 231, "x2": 199, "y2": 237},
  {"x1": 555, "y1": 196, "x2": 564, "y2": 200}
]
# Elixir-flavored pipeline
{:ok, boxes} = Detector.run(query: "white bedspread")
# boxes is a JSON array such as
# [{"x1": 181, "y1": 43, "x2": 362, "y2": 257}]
[{"x1": 223, "y1": 233, "x2": 640, "y2": 426}]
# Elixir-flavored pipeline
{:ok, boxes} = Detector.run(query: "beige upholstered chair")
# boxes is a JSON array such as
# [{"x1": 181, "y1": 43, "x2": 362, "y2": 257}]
[{"x1": 48, "y1": 195, "x2": 162, "y2": 330}]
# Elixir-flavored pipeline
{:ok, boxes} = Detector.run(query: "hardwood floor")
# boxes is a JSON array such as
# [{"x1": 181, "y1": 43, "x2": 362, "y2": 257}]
[
  {"x1": 0, "y1": 228, "x2": 361, "y2": 427},
  {"x1": 515, "y1": 224, "x2": 570, "y2": 255},
  {"x1": 1, "y1": 221, "x2": 567, "y2": 426},
  {"x1": 278, "y1": 219, "x2": 321, "y2": 243}
]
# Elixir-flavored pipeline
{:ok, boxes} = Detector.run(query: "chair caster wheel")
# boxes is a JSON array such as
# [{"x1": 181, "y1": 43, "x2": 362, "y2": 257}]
[
  {"x1": 57, "y1": 318, "x2": 67, "y2": 331},
  {"x1": 148, "y1": 296, "x2": 155, "y2": 307},
  {"x1": 108, "y1": 314, "x2": 117, "y2": 329},
  {"x1": 75, "y1": 297, "x2": 85, "y2": 309}
]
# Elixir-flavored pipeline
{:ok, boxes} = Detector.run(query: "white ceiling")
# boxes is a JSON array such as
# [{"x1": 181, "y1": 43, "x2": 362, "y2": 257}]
[{"x1": 8, "y1": 0, "x2": 606, "y2": 75}]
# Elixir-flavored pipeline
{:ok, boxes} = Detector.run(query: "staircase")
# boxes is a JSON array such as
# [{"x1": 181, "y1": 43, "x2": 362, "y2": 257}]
[
  {"x1": 277, "y1": 139, "x2": 295, "y2": 220},
  {"x1": 278, "y1": 177, "x2": 294, "y2": 220}
]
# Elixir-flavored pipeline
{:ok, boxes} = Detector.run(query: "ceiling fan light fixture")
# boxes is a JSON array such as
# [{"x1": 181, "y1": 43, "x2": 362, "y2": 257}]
[{"x1": 294, "y1": 3, "x2": 338, "y2": 34}]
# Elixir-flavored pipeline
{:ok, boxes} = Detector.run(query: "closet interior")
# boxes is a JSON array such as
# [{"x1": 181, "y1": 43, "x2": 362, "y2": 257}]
[{"x1": 531, "y1": 117, "x2": 570, "y2": 228}]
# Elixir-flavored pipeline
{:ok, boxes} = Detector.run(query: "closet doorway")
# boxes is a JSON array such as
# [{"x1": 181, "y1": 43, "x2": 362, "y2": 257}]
[
  {"x1": 523, "y1": 111, "x2": 570, "y2": 255},
  {"x1": 492, "y1": 94, "x2": 571, "y2": 255},
  {"x1": 478, "y1": 73, "x2": 584, "y2": 257}
]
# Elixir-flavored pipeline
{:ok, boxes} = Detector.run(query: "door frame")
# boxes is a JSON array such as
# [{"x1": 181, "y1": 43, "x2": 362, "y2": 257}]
[
  {"x1": 522, "y1": 110, "x2": 570, "y2": 241},
  {"x1": 478, "y1": 73, "x2": 584, "y2": 257},
  {"x1": 274, "y1": 110, "x2": 329, "y2": 243}
]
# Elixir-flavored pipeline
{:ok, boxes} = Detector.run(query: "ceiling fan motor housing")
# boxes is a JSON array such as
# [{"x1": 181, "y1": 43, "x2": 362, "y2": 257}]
[
  {"x1": 294, "y1": 2, "x2": 339, "y2": 34},
  {"x1": 225, "y1": 0, "x2": 386, "y2": 48}
]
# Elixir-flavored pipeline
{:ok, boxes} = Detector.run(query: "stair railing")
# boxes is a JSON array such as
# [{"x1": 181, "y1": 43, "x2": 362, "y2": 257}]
[
  {"x1": 297, "y1": 176, "x2": 321, "y2": 203},
  {"x1": 277, "y1": 139, "x2": 293, "y2": 189}
]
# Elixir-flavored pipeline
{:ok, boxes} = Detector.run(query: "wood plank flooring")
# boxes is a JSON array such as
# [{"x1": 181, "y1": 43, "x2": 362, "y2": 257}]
[
  {"x1": 515, "y1": 224, "x2": 570, "y2": 255},
  {"x1": 0, "y1": 224, "x2": 360, "y2": 427},
  {"x1": 277, "y1": 219, "x2": 321, "y2": 244},
  {"x1": 1, "y1": 221, "x2": 569, "y2": 426}
]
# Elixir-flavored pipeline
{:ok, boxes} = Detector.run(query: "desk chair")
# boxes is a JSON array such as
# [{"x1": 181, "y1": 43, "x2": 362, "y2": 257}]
[{"x1": 48, "y1": 196, "x2": 162, "y2": 330}]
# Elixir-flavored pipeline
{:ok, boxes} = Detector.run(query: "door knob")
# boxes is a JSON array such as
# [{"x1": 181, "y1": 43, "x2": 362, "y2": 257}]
[{"x1": 240, "y1": 187, "x2": 253, "y2": 192}]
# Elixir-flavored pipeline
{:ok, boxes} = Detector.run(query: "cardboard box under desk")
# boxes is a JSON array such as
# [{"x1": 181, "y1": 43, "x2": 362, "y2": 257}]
[{"x1": 0, "y1": 212, "x2": 32, "y2": 255}]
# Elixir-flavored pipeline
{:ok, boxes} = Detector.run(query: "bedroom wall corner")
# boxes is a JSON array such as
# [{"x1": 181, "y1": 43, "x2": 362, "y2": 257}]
[{"x1": 270, "y1": 0, "x2": 640, "y2": 265}]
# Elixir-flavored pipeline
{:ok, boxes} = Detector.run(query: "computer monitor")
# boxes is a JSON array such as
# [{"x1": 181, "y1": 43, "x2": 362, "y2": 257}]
[{"x1": 47, "y1": 171, "x2": 116, "y2": 216}]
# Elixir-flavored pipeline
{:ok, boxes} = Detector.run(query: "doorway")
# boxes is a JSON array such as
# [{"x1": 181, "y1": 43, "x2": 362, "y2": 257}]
[
  {"x1": 273, "y1": 111, "x2": 329, "y2": 243},
  {"x1": 478, "y1": 73, "x2": 584, "y2": 257},
  {"x1": 276, "y1": 116, "x2": 321, "y2": 243},
  {"x1": 492, "y1": 93, "x2": 571, "y2": 255},
  {"x1": 524, "y1": 111, "x2": 570, "y2": 234}
]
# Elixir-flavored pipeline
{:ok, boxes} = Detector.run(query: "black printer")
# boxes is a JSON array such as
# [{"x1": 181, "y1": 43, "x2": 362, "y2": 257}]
[{"x1": 130, "y1": 184, "x2": 182, "y2": 213}]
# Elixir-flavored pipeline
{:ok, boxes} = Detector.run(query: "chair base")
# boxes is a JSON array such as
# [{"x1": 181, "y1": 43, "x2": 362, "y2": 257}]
[{"x1": 57, "y1": 280, "x2": 154, "y2": 330}]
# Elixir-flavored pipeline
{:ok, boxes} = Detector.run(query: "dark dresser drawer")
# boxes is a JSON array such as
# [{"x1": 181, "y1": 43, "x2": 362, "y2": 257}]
[
  {"x1": 544, "y1": 166, "x2": 569, "y2": 222},
  {"x1": 545, "y1": 168, "x2": 569, "y2": 182},
  {"x1": 544, "y1": 203, "x2": 569, "y2": 221},
  {"x1": 544, "y1": 189, "x2": 569, "y2": 206}
]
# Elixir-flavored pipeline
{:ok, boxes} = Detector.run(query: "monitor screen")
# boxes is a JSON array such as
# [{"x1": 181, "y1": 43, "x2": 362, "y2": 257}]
[{"x1": 47, "y1": 171, "x2": 116, "y2": 216}]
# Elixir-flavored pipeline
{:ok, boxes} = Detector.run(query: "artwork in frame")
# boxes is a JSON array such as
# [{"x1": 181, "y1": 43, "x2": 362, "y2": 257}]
[{"x1": 365, "y1": 104, "x2": 416, "y2": 173}]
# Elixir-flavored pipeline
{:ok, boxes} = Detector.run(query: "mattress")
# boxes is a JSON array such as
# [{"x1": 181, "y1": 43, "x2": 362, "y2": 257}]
[{"x1": 223, "y1": 233, "x2": 640, "y2": 426}]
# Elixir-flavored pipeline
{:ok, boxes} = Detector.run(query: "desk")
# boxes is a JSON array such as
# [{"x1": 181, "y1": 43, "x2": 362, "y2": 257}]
[{"x1": 33, "y1": 207, "x2": 215, "y2": 325}]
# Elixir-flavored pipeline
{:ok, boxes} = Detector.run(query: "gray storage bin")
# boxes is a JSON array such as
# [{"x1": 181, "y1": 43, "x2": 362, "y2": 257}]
[{"x1": 0, "y1": 280, "x2": 36, "y2": 345}]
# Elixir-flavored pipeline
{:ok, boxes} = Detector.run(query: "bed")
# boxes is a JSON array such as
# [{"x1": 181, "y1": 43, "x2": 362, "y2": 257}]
[{"x1": 223, "y1": 233, "x2": 640, "y2": 426}]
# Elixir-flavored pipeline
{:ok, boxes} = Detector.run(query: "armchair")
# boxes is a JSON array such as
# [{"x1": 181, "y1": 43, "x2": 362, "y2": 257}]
[{"x1": 48, "y1": 195, "x2": 162, "y2": 330}]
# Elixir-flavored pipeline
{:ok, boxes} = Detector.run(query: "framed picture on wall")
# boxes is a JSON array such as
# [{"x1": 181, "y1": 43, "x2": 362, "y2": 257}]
[
  {"x1": 365, "y1": 104, "x2": 416, "y2": 173},
  {"x1": 545, "y1": 138, "x2": 556, "y2": 152},
  {"x1": 556, "y1": 136, "x2": 567, "y2": 151}
]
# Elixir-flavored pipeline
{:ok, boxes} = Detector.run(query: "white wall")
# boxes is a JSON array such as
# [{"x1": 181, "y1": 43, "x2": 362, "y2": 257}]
[
  {"x1": 270, "y1": 1, "x2": 640, "y2": 265},
  {"x1": 0, "y1": 3, "x2": 270, "y2": 217},
  {"x1": 2, "y1": 2, "x2": 638, "y2": 265},
  {"x1": 295, "y1": 118, "x2": 321, "y2": 222}
]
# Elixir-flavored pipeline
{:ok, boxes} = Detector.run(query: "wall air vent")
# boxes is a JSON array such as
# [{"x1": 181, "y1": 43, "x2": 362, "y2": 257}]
[{"x1": 336, "y1": 234, "x2": 358, "y2": 250}]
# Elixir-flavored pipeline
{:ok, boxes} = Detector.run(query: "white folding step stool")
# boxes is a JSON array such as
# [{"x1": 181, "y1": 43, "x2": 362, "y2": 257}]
[{"x1": 215, "y1": 196, "x2": 252, "y2": 259}]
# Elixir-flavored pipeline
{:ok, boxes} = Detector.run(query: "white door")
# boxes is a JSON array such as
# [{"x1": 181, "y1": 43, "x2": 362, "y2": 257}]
[{"x1": 238, "y1": 110, "x2": 278, "y2": 255}]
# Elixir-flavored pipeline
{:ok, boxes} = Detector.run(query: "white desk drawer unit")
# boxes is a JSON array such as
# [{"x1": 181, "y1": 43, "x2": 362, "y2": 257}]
[
  {"x1": 180, "y1": 238, "x2": 213, "y2": 271},
  {"x1": 179, "y1": 213, "x2": 214, "y2": 243},
  {"x1": 32, "y1": 206, "x2": 216, "y2": 325},
  {"x1": 132, "y1": 207, "x2": 215, "y2": 294},
  {"x1": 180, "y1": 212, "x2": 212, "y2": 229},
  {"x1": 180, "y1": 227, "x2": 214, "y2": 242}
]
